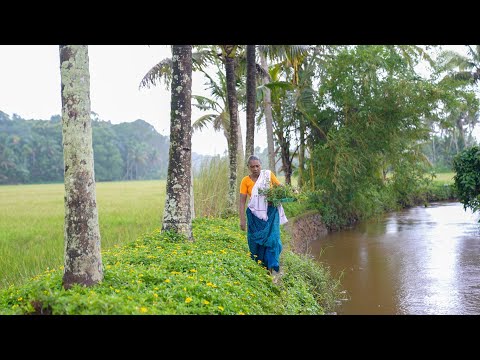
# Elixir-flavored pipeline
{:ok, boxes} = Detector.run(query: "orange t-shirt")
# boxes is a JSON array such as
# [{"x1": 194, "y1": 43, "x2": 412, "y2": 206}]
[{"x1": 240, "y1": 171, "x2": 280, "y2": 197}]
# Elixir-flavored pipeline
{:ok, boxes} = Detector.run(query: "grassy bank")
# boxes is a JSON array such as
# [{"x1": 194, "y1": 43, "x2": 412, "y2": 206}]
[{"x1": 0, "y1": 215, "x2": 341, "y2": 315}]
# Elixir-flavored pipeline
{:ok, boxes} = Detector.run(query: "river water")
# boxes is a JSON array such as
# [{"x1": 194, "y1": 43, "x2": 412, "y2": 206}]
[{"x1": 308, "y1": 201, "x2": 480, "y2": 315}]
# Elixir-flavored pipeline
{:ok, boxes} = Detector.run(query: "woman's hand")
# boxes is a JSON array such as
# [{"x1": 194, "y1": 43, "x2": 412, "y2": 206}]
[{"x1": 240, "y1": 219, "x2": 246, "y2": 231}]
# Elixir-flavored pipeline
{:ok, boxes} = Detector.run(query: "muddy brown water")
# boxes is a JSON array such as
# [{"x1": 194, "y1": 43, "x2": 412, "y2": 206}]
[{"x1": 308, "y1": 201, "x2": 480, "y2": 315}]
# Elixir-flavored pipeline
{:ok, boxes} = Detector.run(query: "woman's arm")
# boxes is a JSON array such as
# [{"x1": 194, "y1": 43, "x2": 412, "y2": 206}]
[{"x1": 239, "y1": 193, "x2": 247, "y2": 231}]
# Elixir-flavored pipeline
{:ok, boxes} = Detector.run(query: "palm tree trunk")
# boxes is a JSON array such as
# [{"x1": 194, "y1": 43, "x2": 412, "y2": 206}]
[
  {"x1": 298, "y1": 115, "x2": 305, "y2": 188},
  {"x1": 260, "y1": 53, "x2": 276, "y2": 173},
  {"x1": 162, "y1": 45, "x2": 193, "y2": 240},
  {"x1": 59, "y1": 45, "x2": 103, "y2": 289},
  {"x1": 223, "y1": 45, "x2": 239, "y2": 213},
  {"x1": 237, "y1": 119, "x2": 245, "y2": 175},
  {"x1": 245, "y1": 45, "x2": 256, "y2": 163}
]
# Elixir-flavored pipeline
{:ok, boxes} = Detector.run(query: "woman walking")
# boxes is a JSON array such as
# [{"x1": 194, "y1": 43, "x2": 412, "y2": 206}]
[{"x1": 239, "y1": 155, "x2": 287, "y2": 274}]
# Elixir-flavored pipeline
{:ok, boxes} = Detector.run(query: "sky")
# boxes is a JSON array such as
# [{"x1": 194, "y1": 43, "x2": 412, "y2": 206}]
[
  {"x1": 0, "y1": 45, "x2": 267, "y2": 156},
  {"x1": 0, "y1": 45, "x2": 476, "y2": 156}
]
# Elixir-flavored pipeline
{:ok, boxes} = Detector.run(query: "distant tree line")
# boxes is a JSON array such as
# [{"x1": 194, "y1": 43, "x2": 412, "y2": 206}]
[{"x1": 0, "y1": 110, "x2": 210, "y2": 185}]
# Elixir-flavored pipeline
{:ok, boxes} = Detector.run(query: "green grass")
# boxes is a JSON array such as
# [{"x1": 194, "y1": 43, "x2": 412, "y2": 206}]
[
  {"x1": 431, "y1": 172, "x2": 454, "y2": 185},
  {"x1": 0, "y1": 180, "x2": 165, "y2": 289}
]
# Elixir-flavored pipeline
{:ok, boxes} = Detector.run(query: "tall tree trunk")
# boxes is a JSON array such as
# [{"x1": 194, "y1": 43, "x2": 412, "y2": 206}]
[
  {"x1": 245, "y1": 45, "x2": 256, "y2": 163},
  {"x1": 298, "y1": 115, "x2": 305, "y2": 188},
  {"x1": 59, "y1": 45, "x2": 103, "y2": 289},
  {"x1": 222, "y1": 45, "x2": 238, "y2": 213},
  {"x1": 190, "y1": 169, "x2": 195, "y2": 219},
  {"x1": 278, "y1": 131, "x2": 292, "y2": 185},
  {"x1": 456, "y1": 116, "x2": 465, "y2": 152},
  {"x1": 260, "y1": 53, "x2": 275, "y2": 172},
  {"x1": 162, "y1": 45, "x2": 193, "y2": 240},
  {"x1": 237, "y1": 119, "x2": 245, "y2": 175}
]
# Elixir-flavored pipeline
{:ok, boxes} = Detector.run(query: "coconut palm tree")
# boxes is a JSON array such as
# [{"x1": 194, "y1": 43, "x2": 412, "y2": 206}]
[
  {"x1": 257, "y1": 45, "x2": 311, "y2": 178},
  {"x1": 59, "y1": 45, "x2": 103, "y2": 289},
  {"x1": 161, "y1": 45, "x2": 194, "y2": 240},
  {"x1": 220, "y1": 45, "x2": 239, "y2": 213},
  {"x1": 140, "y1": 45, "x2": 242, "y2": 215},
  {"x1": 245, "y1": 45, "x2": 256, "y2": 163},
  {"x1": 437, "y1": 45, "x2": 480, "y2": 152},
  {"x1": 191, "y1": 66, "x2": 245, "y2": 167}
]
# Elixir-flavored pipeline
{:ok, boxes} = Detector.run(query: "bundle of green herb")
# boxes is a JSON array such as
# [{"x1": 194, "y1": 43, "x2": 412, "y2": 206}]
[{"x1": 258, "y1": 184, "x2": 299, "y2": 207}]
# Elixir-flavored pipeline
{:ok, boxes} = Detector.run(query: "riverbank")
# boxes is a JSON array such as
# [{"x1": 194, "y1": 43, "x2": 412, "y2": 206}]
[{"x1": 284, "y1": 210, "x2": 328, "y2": 255}]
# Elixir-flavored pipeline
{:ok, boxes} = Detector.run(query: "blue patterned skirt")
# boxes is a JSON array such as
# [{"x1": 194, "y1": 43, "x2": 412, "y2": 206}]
[{"x1": 246, "y1": 206, "x2": 282, "y2": 272}]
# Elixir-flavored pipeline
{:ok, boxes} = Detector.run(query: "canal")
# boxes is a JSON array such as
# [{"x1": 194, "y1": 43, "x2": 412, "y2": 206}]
[{"x1": 308, "y1": 201, "x2": 480, "y2": 314}]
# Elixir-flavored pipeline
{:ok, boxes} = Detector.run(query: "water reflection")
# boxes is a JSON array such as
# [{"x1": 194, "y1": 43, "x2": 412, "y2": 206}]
[{"x1": 308, "y1": 202, "x2": 480, "y2": 315}]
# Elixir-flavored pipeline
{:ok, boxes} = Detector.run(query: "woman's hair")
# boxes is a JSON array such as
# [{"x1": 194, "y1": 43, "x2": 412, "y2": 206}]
[{"x1": 247, "y1": 155, "x2": 261, "y2": 165}]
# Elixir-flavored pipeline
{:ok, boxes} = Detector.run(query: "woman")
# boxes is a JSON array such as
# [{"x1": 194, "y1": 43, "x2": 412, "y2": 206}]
[{"x1": 239, "y1": 155, "x2": 287, "y2": 273}]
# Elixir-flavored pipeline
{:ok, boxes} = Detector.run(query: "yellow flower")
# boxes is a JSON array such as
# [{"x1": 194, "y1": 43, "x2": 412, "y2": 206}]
[
  {"x1": 217, "y1": 306, "x2": 224, "y2": 311},
  {"x1": 153, "y1": 293, "x2": 158, "y2": 298},
  {"x1": 202, "y1": 300, "x2": 210, "y2": 305},
  {"x1": 17, "y1": 297, "x2": 23, "y2": 301},
  {"x1": 139, "y1": 307, "x2": 148, "y2": 313},
  {"x1": 164, "y1": 279, "x2": 171, "y2": 283},
  {"x1": 115, "y1": 289, "x2": 120, "y2": 293},
  {"x1": 185, "y1": 297, "x2": 193, "y2": 303},
  {"x1": 189, "y1": 269, "x2": 197, "y2": 273}
]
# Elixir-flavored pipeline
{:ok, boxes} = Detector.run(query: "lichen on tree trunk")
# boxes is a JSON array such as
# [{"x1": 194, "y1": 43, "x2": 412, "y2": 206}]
[
  {"x1": 162, "y1": 45, "x2": 193, "y2": 240},
  {"x1": 59, "y1": 45, "x2": 103, "y2": 289}
]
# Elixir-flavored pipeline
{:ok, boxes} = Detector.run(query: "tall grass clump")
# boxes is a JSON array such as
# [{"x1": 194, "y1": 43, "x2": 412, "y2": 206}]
[{"x1": 193, "y1": 156, "x2": 230, "y2": 218}]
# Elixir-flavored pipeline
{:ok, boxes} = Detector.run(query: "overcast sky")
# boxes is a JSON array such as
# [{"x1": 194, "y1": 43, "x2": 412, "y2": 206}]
[
  {"x1": 0, "y1": 45, "x2": 475, "y2": 156},
  {"x1": 0, "y1": 45, "x2": 267, "y2": 156}
]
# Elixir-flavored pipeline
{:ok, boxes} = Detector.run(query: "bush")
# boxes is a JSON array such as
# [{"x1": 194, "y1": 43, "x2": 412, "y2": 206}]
[{"x1": 453, "y1": 146, "x2": 480, "y2": 215}]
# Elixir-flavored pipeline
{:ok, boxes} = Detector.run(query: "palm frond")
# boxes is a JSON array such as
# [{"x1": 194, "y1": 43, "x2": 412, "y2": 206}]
[
  {"x1": 265, "y1": 81, "x2": 295, "y2": 91},
  {"x1": 192, "y1": 48, "x2": 219, "y2": 71},
  {"x1": 139, "y1": 58, "x2": 173, "y2": 90},
  {"x1": 285, "y1": 45, "x2": 311, "y2": 62},
  {"x1": 466, "y1": 45, "x2": 480, "y2": 63},
  {"x1": 257, "y1": 45, "x2": 310, "y2": 63},
  {"x1": 215, "y1": 112, "x2": 229, "y2": 133},
  {"x1": 295, "y1": 87, "x2": 317, "y2": 115},
  {"x1": 437, "y1": 50, "x2": 472, "y2": 72},
  {"x1": 202, "y1": 70, "x2": 226, "y2": 102},
  {"x1": 192, "y1": 95, "x2": 220, "y2": 112},
  {"x1": 192, "y1": 114, "x2": 218, "y2": 132}
]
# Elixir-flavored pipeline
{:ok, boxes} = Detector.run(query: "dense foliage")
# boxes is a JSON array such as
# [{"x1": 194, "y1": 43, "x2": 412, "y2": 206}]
[
  {"x1": 453, "y1": 146, "x2": 480, "y2": 215},
  {"x1": 0, "y1": 112, "x2": 175, "y2": 184}
]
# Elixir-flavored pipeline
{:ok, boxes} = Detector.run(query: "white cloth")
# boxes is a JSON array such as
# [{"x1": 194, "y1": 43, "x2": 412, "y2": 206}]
[{"x1": 247, "y1": 169, "x2": 288, "y2": 225}]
